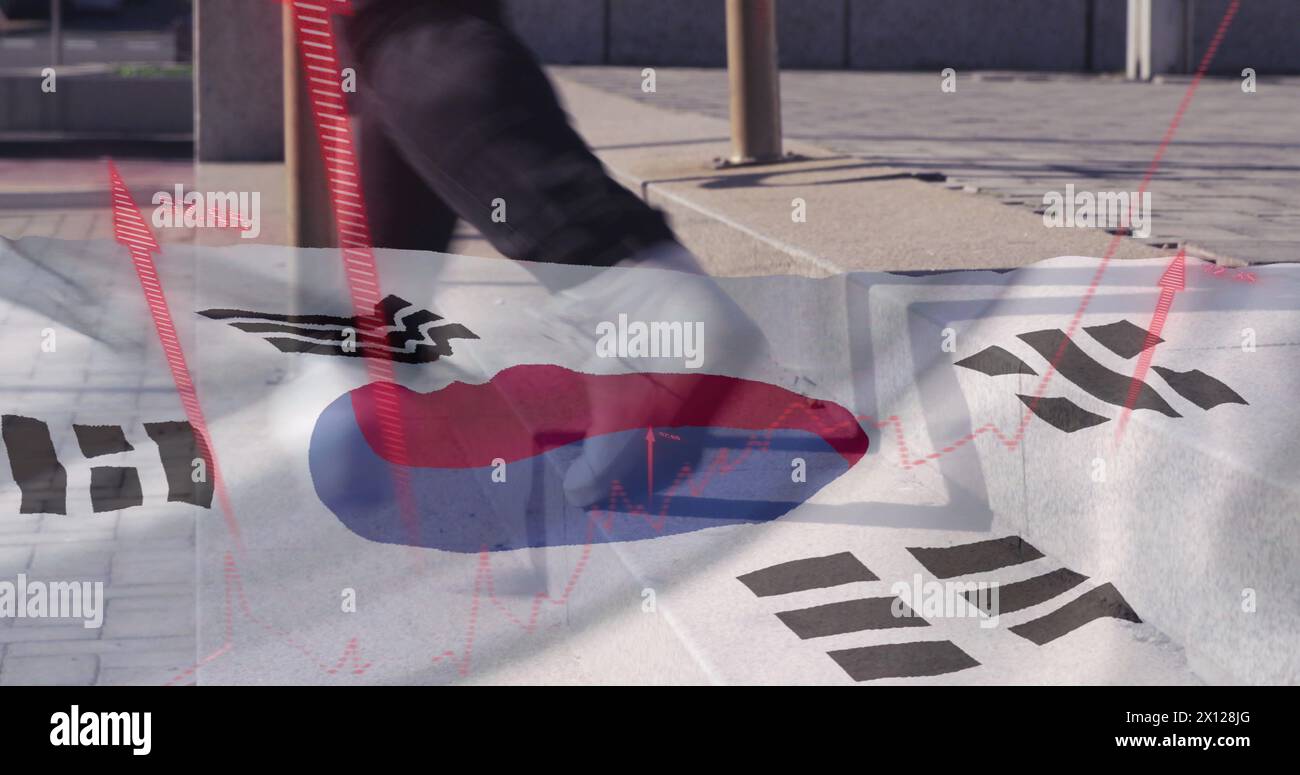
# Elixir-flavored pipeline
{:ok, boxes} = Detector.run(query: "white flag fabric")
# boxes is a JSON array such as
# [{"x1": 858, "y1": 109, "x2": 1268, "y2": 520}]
[{"x1": 1, "y1": 234, "x2": 1296, "y2": 684}]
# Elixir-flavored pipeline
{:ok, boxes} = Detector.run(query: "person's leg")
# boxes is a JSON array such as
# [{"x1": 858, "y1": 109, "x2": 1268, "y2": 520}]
[
  {"x1": 358, "y1": 111, "x2": 458, "y2": 253},
  {"x1": 343, "y1": 0, "x2": 675, "y2": 269},
  {"x1": 342, "y1": 1, "x2": 797, "y2": 512}
]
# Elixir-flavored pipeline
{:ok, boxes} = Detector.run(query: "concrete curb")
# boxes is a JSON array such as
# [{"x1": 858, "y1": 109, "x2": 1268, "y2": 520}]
[
  {"x1": 554, "y1": 73, "x2": 1168, "y2": 277},
  {"x1": 0, "y1": 65, "x2": 192, "y2": 137}
]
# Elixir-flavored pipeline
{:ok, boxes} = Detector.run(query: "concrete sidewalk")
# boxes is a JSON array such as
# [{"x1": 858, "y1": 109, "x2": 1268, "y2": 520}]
[
  {"x1": 0, "y1": 157, "x2": 494, "y2": 685},
  {"x1": 10, "y1": 67, "x2": 1267, "y2": 277},
  {"x1": 0, "y1": 66, "x2": 1292, "y2": 685},
  {"x1": 552, "y1": 71, "x2": 1168, "y2": 276},
  {"x1": 558, "y1": 67, "x2": 1300, "y2": 268}
]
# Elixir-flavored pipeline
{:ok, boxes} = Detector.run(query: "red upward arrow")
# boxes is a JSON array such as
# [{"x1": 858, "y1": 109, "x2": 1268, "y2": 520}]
[
  {"x1": 107, "y1": 161, "x2": 241, "y2": 548},
  {"x1": 1115, "y1": 250, "x2": 1187, "y2": 442},
  {"x1": 275, "y1": 0, "x2": 353, "y2": 12},
  {"x1": 277, "y1": 0, "x2": 426, "y2": 546},
  {"x1": 645, "y1": 427, "x2": 655, "y2": 501},
  {"x1": 1156, "y1": 250, "x2": 1187, "y2": 293}
]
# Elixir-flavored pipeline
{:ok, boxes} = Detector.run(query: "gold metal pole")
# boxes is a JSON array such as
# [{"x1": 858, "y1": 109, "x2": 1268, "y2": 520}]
[
  {"x1": 50, "y1": 0, "x2": 63, "y2": 66},
  {"x1": 723, "y1": 0, "x2": 783, "y2": 165},
  {"x1": 282, "y1": 3, "x2": 335, "y2": 248}
]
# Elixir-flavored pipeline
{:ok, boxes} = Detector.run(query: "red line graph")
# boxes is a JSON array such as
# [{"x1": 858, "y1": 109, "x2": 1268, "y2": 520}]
[
  {"x1": 116, "y1": 0, "x2": 1241, "y2": 683},
  {"x1": 430, "y1": 399, "x2": 865, "y2": 676},
  {"x1": 1201, "y1": 262, "x2": 1257, "y2": 284},
  {"x1": 108, "y1": 163, "x2": 242, "y2": 550},
  {"x1": 285, "y1": 0, "x2": 423, "y2": 548},
  {"x1": 157, "y1": 391, "x2": 1041, "y2": 681},
  {"x1": 413, "y1": 1, "x2": 1244, "y2": 675},
  {"x1": 1015, "y1": 0, "x2": 1240, "y2": 450},
  {"x1": 165, "y1": 552, "x2": 372, "y2": 686},
  {"x1": 180, "y1": 201, "x2": 254, "y2": 232},
  {"x1": 1116, "y1": 250, "x2": 1186, "y2": 440}
]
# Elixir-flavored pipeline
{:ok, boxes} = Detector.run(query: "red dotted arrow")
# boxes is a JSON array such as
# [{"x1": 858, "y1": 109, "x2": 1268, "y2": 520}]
[{"x1": 1115, "y1": 249, "x2": 1186, "y2": 441}]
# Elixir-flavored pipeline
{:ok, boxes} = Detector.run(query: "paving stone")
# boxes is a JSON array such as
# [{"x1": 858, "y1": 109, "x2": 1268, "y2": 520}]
[
  {"x1": 101, "y1": 601, "x2": 194, "y2": 640},
  {"x1": 1, "y1": 654, "x2": 98, "y2": 686},
  {"x1": 0, "y1": 532, "x2": 115, "y2": 546},
  {"x1": 104, "y1": 583, "x2": 196, "y2": 599},
  {"x1": 110, "y1": 549, "x2": 193, "y2": 586},
  {"x1": 0, "y1": 625, "x2": 100, "y2": 644},
  {"x1": 115, "y1": 511, "x2": 196, "y2": 542},
  {"x1": 97, "y1": 666, "x2": 186, "y2": 686},
  {"x1": 0, "y1": 545, "x2": 32, "y2": 575},
  {"x1": 7, "y1": 636, "x2": 193, "y2": 660},
  {"x1": 40, "y1": 513, "x2": 120, "y2": 533},
  {"x1": 558, "y1": 67, "x2": 1300, "y2": 265},
  {"x1": 29, "y1": 543, "x2": 114, "y2": 578},
  {"x1": 100, "y1": 648, "x2": 196, "y2": 670},
  {"x1": 0, "y1": 515, "x2": 41, "y2": 533}
]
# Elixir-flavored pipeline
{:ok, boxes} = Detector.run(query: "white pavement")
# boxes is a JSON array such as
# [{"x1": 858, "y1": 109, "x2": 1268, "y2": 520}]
[
  {"x1": 558, "y1": 67, "x2": 1300, "y2": 266},
  {"x1": 6, "y1": 235, "x2": 1295, "y2": 684}
]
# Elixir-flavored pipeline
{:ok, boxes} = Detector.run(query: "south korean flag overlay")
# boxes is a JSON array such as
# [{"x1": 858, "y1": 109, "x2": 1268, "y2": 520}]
[
  {"x1": 0, "y1": 237, "x2": 213, "y2": 521},
  {"x1": 3, "y1": 235, "x2": 1296, "y2": 685}
]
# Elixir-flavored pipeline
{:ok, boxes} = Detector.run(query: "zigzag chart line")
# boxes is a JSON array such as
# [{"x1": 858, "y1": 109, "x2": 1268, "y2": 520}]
[
  {"x1": 419, "y1": 397, "x2": 1086, "y2": 676},
  {"x1": 167, "y1": 391, "x2": 1152, "y2": 683},
  {"x1": 163, "y1": 402, "x2": 895, "y2": 681},
  {"x1": 148, "y1": 0, "x2": 1241, "y2": 682},
  {"x1": 166, "y1": 552, "x2": 373, "y2": 685}
]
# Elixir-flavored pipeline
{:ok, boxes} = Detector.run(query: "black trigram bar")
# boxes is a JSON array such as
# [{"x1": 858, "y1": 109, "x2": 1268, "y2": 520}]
[
  {"x1": 827, "y1": 640, "x2": 980, "y2": 682},
  {"x1": 1017, "y1": 329, "x2": 1180, "y2": 417},
  {"x1": 89, "y1": 466, "x2": 144, "y2": 513},
  {"x1": 908, "y1": 536, "x2": 1044, "y2": 580},
  {"x1": 2, "y1": 415, "x2": 68, "y2": 514},
  {"x1": 74, "y1": 424, "x2": 134, "y2": 457},
  {"x1": 776, "y1": 597, "x2": 929, "y2": 639},
  {"x1": 143, "y1": 421, "x2": 214, "y2": 508},
  {"x1": 1016, "y1": 394, "x2": 1109, "y2": 434},
  {"x1": 738, "y1": 552, "x2": 878, "y2": 597},
  {"x1": 1010, "y1": 583, "x2": 1141, "y2": 645}
]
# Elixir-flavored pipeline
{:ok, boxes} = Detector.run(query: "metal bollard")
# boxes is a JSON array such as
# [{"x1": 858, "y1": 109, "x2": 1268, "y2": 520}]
[
  {"x1": 721, "y1": 0, "x2": 785, "y2": 166},
  {"x1": 1126, "y1": 0, "x2": 1192, "y2": 80},
  {"x1": 50, "y1": 0, "x2": 63, "y2": 66},
  {"x1": 282, "y1": 2, "x2": 336, "y2": 249}
]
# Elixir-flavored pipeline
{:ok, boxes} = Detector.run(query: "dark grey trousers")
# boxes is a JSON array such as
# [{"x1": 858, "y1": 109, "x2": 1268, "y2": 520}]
[{"x1": 344, "y1": 0, "x2": 675, "y2": 267}]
